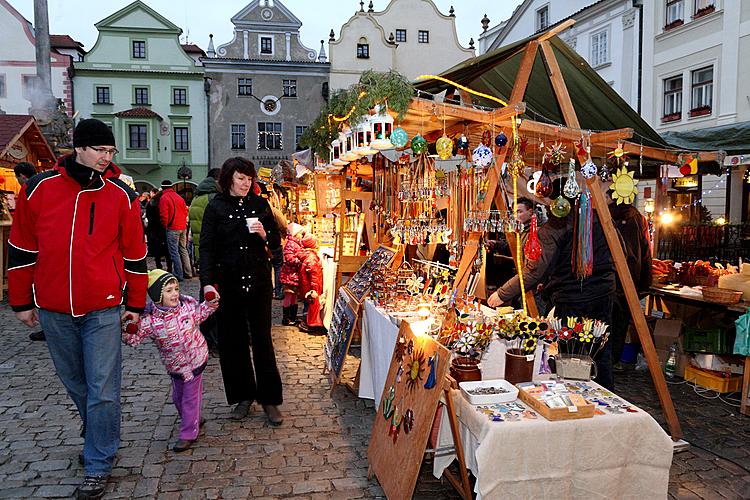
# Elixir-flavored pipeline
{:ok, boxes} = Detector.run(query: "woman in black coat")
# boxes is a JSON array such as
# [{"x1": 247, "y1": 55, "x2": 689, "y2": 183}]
[{"x1": 199, "y1": 157, "x2": 283, "y2": 425}]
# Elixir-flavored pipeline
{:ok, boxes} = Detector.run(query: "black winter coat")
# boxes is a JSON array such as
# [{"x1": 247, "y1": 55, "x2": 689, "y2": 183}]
[
  {"x1": 609, "y1": 203, "x2": 652, "y2": 295},
  {"x1": 199, "y1": 192, "x2": 281, "y2": 293}
]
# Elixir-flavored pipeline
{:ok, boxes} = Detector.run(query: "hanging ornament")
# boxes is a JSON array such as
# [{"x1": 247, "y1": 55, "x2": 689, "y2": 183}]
[
  {"x1": 527, "y1": 170, "x2": 542, "y2": 194},
  {"x1": 563, "y1": 159, "x2": 580, "y2": 198},
  {"x1": 435, "y1": 135, "x2": 453, "y2": 159},
  {"x1": 575, "y1": 137, "x2": 588, "y2": 158},
  {"x1": 599, "y1": 163, "x2": 611, "y2": 182},
  {"x1": 472, "y1": 143, "x2": 493, "y2": 167},
  {"x1": 524, "y1": 213, "x2": 542, "y2": 261},
  {"x1": 581, "y1": 159, "x2": 597, "y2": 179},
  {"x1": 535, "y1": 159, "x2": 553, "y2": 198},
  {"x1": 495, "y1": 131, "x2": 508, "y2": 148},
  {"x1": 482, "y1": 130, "x2": 492, "y2": 146},
  {"x1": 457, "y1": 134, "x2": 469, "y2": 151},
  {"x1": 573, "y1": 189, "x2": 594, "y2": 279},
  {"x1": 550, "y1": 195, "x2": 571, "y2": 218},
  {"x1": 546, "y1": 141, "x2": 567, "y2": 166},
  {"x1": 679, "y1": 156, "x2": 698, "y2": 176},
  {"x1": 391, "y1": 127, "x2": 409, "y2": 149},
  {"x1": 607, "y1": 141, "x2": 627, "y2": 166},
  {"x1": 411, "y1": 134, "x2": 428, "y2": 155},
  {"x1": 610, "y1": 166, "x2": 639, "y2": 205}
]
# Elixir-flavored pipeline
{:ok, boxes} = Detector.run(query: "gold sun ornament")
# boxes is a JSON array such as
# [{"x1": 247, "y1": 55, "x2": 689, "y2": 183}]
[{"x1": 610, "y1": 166, "x2": 639, "y2": 205}]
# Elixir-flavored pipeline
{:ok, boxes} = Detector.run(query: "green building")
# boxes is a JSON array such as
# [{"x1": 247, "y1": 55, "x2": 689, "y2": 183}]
[{"x1": 72, "y1": 0, "x2": 208, "y2": 195}]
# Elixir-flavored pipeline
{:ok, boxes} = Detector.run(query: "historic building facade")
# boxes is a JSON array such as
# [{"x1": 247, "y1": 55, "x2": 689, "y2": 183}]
[
  {"x1": 328, "y1": 0, "x2": 475, "y2": 90},
  {"x1": 202, "y1": 0, "x2": 329, "y2": 170},
  {"x1": 72, "y1": 0, "x2": 208, "y2": 192}
]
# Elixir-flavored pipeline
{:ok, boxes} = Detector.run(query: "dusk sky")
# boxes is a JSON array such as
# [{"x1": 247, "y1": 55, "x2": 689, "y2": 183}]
[{"x1": 13, "y1": 0, "x2": 522, "y2": 54}]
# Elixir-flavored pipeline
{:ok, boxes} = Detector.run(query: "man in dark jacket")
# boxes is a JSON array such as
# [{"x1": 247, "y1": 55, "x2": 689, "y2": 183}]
[
  {"x1": 188, "y1": 168, "x2": 220, "y2": 264},
  {"x1": 609, "y1": 193, "x2": 652, "y2": 369},
  {"x1": 488, "y1": 203, "x2": 617, "y2": 389},
  {"x1": 160, "y1": 179, "x2": 192, "y2": 280},
  {"x1": 9, "y1": 119, "x2": 147, "y2": 499}
]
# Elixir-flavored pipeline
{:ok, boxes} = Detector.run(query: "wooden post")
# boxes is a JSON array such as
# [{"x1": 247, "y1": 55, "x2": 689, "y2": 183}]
[
  {"x1": 440, "y1": 377, "x2": 472, "y2": 500},
  {"x1": 741, "y1": 356, "x2": 750, "y2": 417}
]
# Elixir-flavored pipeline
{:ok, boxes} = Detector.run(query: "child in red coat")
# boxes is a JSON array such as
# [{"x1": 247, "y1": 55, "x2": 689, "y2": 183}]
[
  {"x1": 279, "y1": 223, "x2": 305, "y2": 325},
  {"x1": 298, "y1": 234, "x2": 325, "y2": 335}
]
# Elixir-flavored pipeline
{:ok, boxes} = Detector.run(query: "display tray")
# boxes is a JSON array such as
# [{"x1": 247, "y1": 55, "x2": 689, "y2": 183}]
[
  {"x1": 516, "y1": 382, "x2": 595, "y2": 421},
  {"x1": 459, "y1": 379, "x2": 519, "y2": 405}
]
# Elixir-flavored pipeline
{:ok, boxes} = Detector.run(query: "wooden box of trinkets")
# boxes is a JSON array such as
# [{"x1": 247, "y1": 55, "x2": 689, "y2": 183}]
[
  {"x1": 516, "y1": 381, "x2": 595, "y2": 421},
  {"x1": 459, "y1": 379, "x2": 519, "y2": 405}
]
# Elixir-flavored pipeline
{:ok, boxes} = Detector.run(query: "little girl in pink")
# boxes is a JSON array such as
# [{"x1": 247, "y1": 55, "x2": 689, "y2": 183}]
[{"x1": 122, "y1": 269, "x2": 219, "y2": 452}]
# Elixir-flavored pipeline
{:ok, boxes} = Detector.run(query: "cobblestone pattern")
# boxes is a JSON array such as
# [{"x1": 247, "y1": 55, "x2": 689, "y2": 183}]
[{"x1": 0, "y1": 275, "x2": 746, "y2": 498}]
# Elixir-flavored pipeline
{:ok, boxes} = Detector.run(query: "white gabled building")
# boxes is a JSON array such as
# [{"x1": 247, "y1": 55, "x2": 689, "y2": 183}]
[{"x1": 328, "y1": 0, "x2": 475, "y2": 90}]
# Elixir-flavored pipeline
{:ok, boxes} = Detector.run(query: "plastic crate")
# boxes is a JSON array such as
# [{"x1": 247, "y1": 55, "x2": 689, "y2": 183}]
[
  {"x1": 684, "y1": 365, "x2": 742, "y2": 393},
  {"x1": 682, "y1": 327, "x2": 732, "y2": 355}
]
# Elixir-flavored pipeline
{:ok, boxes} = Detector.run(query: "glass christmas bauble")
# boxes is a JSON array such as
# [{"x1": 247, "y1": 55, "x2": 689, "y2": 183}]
[
  {"x1": 494, "y1": 132, "x2": 508, "y2": 148},
  {"x1": 411, "y1": 134, "x2": 428, "y2": 155},
  {"x1": 457, "y1": 134, "x2": 469, "y2": 150},
  {"x1": 391, "y1": 127, "x2": 409, "y2": 148},
  {"x1": 435, "y1": 135, "x2": 453, "y2": 159},
  {"x1": 535, "y1": 165, "x2": 553, "y2": 198},
  {"x1": 550, "y1": 195, "x2": 571, "y2": 218},
  {"x1": 471, "y1": 143, "x2": 492, "y2": 167},
  {"x1": 581, "y1": 159, "x2": 597, "y2": 179}
]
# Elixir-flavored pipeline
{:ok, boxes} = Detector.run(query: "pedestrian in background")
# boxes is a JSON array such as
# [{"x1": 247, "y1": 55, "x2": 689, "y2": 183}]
[
  {"x1": 199, "y1": 157, "x2": 284, "y2": 425},
  {"x1": 159, "y1": 179, "x2": 192, "y2": 281},
  {"x1": 146, "y1": 189, "x2": 172, "y2": 272},
  {"x1": 8, "y1": 118, "x2": 147, "y2": 499}
]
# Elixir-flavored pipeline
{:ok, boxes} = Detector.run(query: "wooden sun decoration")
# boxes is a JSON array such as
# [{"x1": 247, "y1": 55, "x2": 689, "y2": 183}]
[
  {"x1": 405, "y1": 349, "x2": 426, "y2": 391},
  {"x1": 610, "y1": 166, "x2": 639, "y2": 205}
]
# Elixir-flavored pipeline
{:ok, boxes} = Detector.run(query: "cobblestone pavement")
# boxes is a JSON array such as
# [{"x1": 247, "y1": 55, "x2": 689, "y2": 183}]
[{"x1": 0, "y1": 277, "x2": 748, "y2": 498}]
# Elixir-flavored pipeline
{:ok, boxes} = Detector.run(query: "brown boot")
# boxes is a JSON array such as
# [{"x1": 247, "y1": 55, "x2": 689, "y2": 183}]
[{"x1": 262, "y1": 405, "x2": 283, "y2": 426}]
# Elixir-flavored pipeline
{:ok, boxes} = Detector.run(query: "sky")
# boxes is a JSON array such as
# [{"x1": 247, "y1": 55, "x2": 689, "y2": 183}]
[{"x1": 13, "y1": 0, "x2": 522, "y2": 54}]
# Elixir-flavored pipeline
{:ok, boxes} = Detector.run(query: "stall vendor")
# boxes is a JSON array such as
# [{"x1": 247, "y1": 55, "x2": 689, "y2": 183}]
[{"x1": 487, "y1": 189, "x2": 618, "y2": 389}]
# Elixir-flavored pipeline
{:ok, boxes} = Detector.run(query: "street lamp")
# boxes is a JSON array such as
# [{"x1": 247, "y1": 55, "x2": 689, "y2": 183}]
[{"x1": 177, "y1": 159, "x2": 192, "y2": 201}]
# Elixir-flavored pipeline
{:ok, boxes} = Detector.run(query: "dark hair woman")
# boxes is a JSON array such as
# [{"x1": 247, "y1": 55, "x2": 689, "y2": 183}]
[{"x1": 199, "y1": 157, "x2": 284, "y2": 425}]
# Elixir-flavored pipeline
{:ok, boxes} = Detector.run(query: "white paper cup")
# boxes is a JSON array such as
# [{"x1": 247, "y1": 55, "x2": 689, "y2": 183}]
[{"x1": 246, "y1": 217, "x2": 259, "y2": 233}]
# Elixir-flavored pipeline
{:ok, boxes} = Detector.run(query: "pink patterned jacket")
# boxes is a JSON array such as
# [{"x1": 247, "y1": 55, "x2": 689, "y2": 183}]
[{"x1": 122, "y1": 295, "x2": 217, "y2": 381}]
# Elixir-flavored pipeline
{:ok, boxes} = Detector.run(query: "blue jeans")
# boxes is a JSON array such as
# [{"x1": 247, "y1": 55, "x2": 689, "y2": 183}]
[
  {"x1": 166, "y1": 229, "x2": 191, "y2": 280},
  {"x1": 39, "y1": 307, "x2": 122, "y2": 477}
]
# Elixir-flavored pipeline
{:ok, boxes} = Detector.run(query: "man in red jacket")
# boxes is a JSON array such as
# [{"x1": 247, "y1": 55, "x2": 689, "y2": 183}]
[
  {"x1": 8, "y1": 118, "x2": 147, "y2": 500},
  {"x1": 159, "y1": 179, "x2": 192, "y2": 280}
]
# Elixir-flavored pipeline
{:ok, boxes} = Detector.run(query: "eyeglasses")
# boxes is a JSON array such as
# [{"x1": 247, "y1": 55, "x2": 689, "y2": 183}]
[{"x1": 89, "y1": 146, "x2": 119, "y2": 156}]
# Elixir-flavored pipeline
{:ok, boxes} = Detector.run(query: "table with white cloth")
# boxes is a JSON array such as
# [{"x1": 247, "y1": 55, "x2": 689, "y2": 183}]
[
  {"x1": 433, "y1": 381, "x2": 674, "y2": 499},
  {"x1": 320, "y1": 253, "x2": 337, "y2": 329},
  {"x1": 358, "y1": 300, "x2": 432, "y2": 407}
]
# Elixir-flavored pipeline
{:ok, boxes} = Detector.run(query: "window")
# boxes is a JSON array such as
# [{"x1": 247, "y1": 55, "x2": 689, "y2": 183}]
[
  {"x1": 662, "y1": 76, "x2": 682, "y2": 120},
  {"x1": 134, "y1": 87, "x2": 149, "y2": 105},
  {"x1": 128, "y1": 124, "x2": 148, "y2": 149},
  {"x1": 260, "y1": 36, "x2": 273, "y2": 55},
  {"x1": 21, "y1": 75, "x2": 37, "y2": 100},
  {"x1": 690, "y1": 66, "x2": 713, "y2": 114},
  {"x1": 537, "y1": 5, "x2": 550, "y2": 31},
  {"x1": 590, "y1": 30, "x2": 609, "y2": 67},
  {"x1": 357, "y1": 43, "x2": 369, "y2": 58},
  {"x1": 173, "y1": 88, "x2": 187, "y2": 105},
  {"x1": 418, "y1": 30, "x2": 429, "y2": 43},
  {"x1": 0, "y1": 75, "x2": 6, "y2": 98},
  {"x1": 231, "y1": 124, "x2": 246, "y2": 150},
  {"x1": 282, "y1": 79, "x2": 297, "y2": 98},
  {"x1": 666, "y1": 0, "x2": 684, "y2": 26},
  {"x1": 95, "y1": 86, "x2": 110, "y2": 104},
  {"x1": 238, "y1": 78, "x2": 252, "y2": 96},
  {"x1": 258, "y1": 122, "x2": 282, "y2": 150},
  {"x1": 173, "y1": 127, "x2": 189, "y2": 151},
  {"x1": 395, "y1": 29, "x2": 407, "y2": 43},
  {"x1": 295, "y1": 125, "x2": 308, "y2": 151},
  {"x1": 694, "y1": 0, "x2": 715, "y2": 16},
  {"x1": 132, "y1": 40, "x2": 146, "y2": 59}
]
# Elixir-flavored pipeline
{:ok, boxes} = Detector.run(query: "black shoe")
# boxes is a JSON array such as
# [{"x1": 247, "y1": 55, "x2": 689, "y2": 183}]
[
  {"x1": 262, "y1": 405, "x2": 283, "y2": 426},
  {"x1": 29, "y1": 330, "x2": 45, "y2": 341},
  {"x1": 78, "y1": 451, "x2": 84, "y2": 465},
  {"x1": 230, "y1": 401, "x2": 251, "y2": 420},
  {"x1": 75, "y1": 476, "x2": 107, "y2": 500},
  {"x1": 310, "y1": 326, "x2": 328, "y2": 336},
  {"x1": 172, "y1": 438, "x2": 195, "y2": 452},
  {"x1": 298, "y1": 321, "x2": 311, "y2": 333}
]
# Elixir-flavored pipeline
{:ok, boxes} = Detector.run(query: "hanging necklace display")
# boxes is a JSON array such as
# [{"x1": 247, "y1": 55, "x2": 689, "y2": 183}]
[
  {"x1": 524, "y1": 213, "x2": 542, "y2": 261},
  {"x1": 563, "y1": 158, "x2": 581, "y2": 198}
]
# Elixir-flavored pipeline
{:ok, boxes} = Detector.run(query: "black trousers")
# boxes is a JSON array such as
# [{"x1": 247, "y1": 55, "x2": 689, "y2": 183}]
[
  {"x1": 216, "y1": 284, "x2": 283, "y2": 406},
  {"x1": 554, "y1": 294, "x2": 614, "y2": 390}
]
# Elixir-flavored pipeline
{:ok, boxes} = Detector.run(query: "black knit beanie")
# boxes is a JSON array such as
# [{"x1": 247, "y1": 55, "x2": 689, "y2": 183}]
[{"x1": 73, "y1": 119, "x2": 116, "y2": 148}]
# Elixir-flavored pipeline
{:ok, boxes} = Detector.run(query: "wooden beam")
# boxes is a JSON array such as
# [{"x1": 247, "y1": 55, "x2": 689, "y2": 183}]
[
  {"x1": 489, "y1": 102, "x2": 527, "y2": 122},
  {"x1": 538, "y1": 19, "x2": 576, "y2": 41},
  {"x1": 509, "y1": 41, "x2": 539, "y2": 104},
  {"x1": 539, "y1": 40, "x2": 580, "y2": 129},
  {"x1": 590, "y1": 128, "x2": 634, "y2": 144}
]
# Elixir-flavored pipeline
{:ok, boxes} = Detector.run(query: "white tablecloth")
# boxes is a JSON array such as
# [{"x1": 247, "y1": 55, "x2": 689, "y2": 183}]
[
  {"x1": 358, "y1": 300, "x2": 431, "y2": 407},
  {"x1": 320, "y1": 255, "x2": 337, "y2": 329},
  {"x1": 433, "y1": 383, "x2": 673, "y2": 499}
]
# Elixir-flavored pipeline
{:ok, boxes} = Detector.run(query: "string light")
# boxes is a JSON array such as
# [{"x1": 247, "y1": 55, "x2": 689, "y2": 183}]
[{"x1": 415, "y1": 75, "x2": 509, "y2": 107}]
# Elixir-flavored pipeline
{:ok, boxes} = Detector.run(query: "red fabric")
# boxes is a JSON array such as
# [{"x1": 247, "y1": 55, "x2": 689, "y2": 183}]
[
  {"x1": 298, "y1": 250, "x2": 323, "y2": 297},
  {"x1": 159, "y1": 188, "x2": 188, "y2": 230},
  {"x1": 8, "y1": 157, "x2": 148, "y2": 315},
  {"x1": 279, "y1": 234, "x2": 303, "y2": 287},
  {"x1": 305, "y1": 296, "x2": 323, "y2": 327}
]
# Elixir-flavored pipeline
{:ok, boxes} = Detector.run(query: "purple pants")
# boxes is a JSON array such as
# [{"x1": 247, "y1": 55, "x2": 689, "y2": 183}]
[{"x1": 171, "y1": 373, "x2": 203, "y2": 440}]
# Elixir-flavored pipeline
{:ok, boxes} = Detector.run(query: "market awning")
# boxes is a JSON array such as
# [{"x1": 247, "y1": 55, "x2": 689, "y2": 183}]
[
  {"x1": 662, "y1": 121, "x2": 750, "y2": 156},
  {"x1": 414, "y1": 33, "x2": 666, "y2": 149}
]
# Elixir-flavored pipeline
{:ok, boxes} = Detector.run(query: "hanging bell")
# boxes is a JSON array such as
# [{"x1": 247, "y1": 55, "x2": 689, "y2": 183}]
[
  {"x1": 391, "y1": 127, "x2": 409, "y2": 149},
  {"x1": 435, "y1": 135, "x2": 453, "y2": 159},
  {"x1": 550, "y1": 195, "x2": 571, "y2": 218},
  {"x1": 563, "y1": 160, "x2": 580, "y2": 198},
  {"x1": 535, "y1": 161, "x2": 553, "y2": 198},
  {"x1": 494, "y1": 132, "x2": 508, "y2": 148},
  {"x1": 411, "y1": 134, "x2": 428, "y2": 155}
]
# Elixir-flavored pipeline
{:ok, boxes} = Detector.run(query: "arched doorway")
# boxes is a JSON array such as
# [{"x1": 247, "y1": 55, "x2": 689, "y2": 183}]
[{"x1": 174, "y1": 181, "x2": 198, "y2": 205}]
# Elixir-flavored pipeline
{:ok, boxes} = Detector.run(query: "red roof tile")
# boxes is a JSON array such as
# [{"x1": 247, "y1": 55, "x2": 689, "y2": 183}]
[
  {"x1": 0, "y1": 114, "x2": 34, "y2": 151},
  {"x1": 181, "y1": 43, "x2": 206, "y2": 56},
  {"x1": 50, "y1": 34, "x2": 84, "y2": 50},
  {"x1": 114, "y1": 108, "x2": 163, "y2": 120}
]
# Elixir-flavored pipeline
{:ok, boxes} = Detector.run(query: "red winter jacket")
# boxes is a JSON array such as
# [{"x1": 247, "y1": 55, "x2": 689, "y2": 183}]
[
  {"x1": 159, "y1": 187, "x2": 188, "y2": 231},
  {"x1": 279, "y1": 233, "x2": 303, "y2": 287},
  {"x1": 8, "y1": 156, "x2": 148, "y2": 316},
  {"x1": 298, "y1": 249, "x2": 323, "y2": 298}
]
